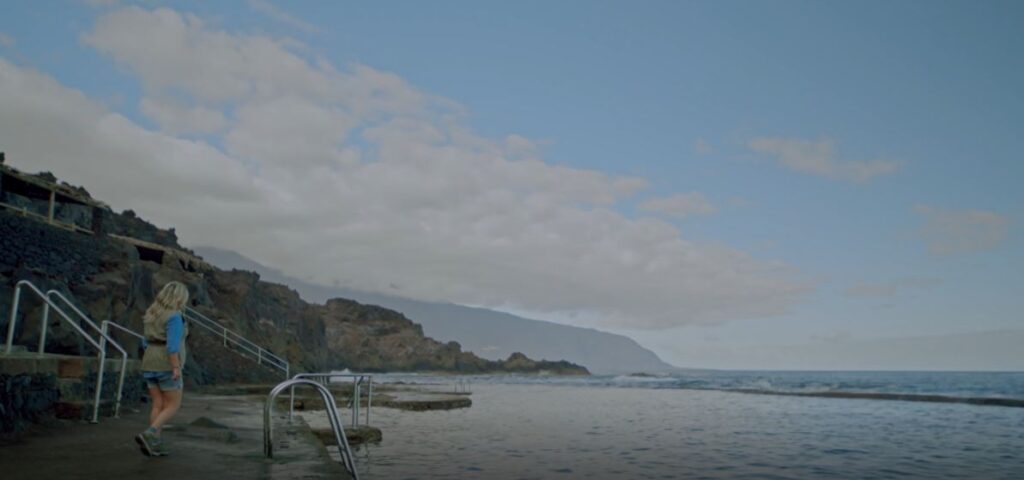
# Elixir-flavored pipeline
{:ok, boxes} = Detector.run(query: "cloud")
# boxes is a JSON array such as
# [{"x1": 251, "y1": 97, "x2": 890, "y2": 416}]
[
  {"x1": 914, "y1": 205, "x2": 1011, "y2": 255},
  {"x1": 140, "y1": 97, "x2": 228, "y2": 134},
  {"x1": 748, "y1": 137, "x2": 900, "y2": 182},
  {"x1": 0, "y1": 6, "x2": 809, "y2": 330},
  {"x1": 82, "y1": 7, "x2": 335, "y2": 103},
  {"x1": 83, "y1": 0, "x2": 121, "y2": 7},
  {"x1": 648, "y1": 328, "x2": 1024, "y2": 371},
  {"x1": 638, "y1": 192, "x2": 716, "y2": 218},
  {"x1": 247, "y1": 0, "x2": 321, "y2": 35},
  {"x1": 0, "y1": 32, "x2": 14, "y2": 48},
  {"x1": 844, "y1": 277, "x2": 943, "y2": 298}
]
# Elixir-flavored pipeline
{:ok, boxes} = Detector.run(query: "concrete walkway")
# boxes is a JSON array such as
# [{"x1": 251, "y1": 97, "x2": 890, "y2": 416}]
[{"x1": 0, "y1": 392, "x2": 350, "y2": 479}]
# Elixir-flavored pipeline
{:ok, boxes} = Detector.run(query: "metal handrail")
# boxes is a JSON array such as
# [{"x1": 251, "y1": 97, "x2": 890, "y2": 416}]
[
  {"x1": 183, "y1": 308, "x2": 289, "y2": 378},
  {"x1": 2, "y1": 280, "x2": 126, "y2": 423},
  {"x1": 186, "y1": 314, "x2": 288, "y2": 372},
  {"x1": 101, "y1": 319, "x2": 145, "y2": 343},
  {"x1": 185, "y1": 307, "x2": 288, "y2": 364},
  {"x1": 288, "y1": 373, "x2": 374, "y2": 427},
  {"x1": 453, "y1": 379, "x2": 471, "y2": 394},
  {"x1": 265, "y1": 379, "x2": 360, "y2": 480},
  {"x1": 45, "y1": 290, "x2": 130, "y2": 421},
  {"x1": 101, "y1": 319, "x2": 146, "y2": 419}
]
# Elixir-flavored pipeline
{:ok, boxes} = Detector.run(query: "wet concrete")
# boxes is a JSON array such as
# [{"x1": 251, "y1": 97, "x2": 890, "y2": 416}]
[
  {"x1": 312, "y1": 425, "x2": 383, "y2": 446},
  {"x1": 376, "y1": 390, "x2": 472, "y2": 411},
  {"x1": 0, "y1": 392, "x2": 350, "y2": 479}
]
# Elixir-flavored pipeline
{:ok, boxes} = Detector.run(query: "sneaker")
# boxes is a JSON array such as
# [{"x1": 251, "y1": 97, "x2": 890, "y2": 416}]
[
  {"x1": 150, "y1": 440, "x2": 169, "y2": 457},
  {"x1": 135, "y1": 430, "x2": 160, "y2": 457}
]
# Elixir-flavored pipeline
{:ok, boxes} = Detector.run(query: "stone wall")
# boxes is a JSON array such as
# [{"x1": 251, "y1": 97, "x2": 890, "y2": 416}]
[
  {"x1": 0, "y1": 209, "x2": 107, "y2": 285},
  {"x1": 0, "y1": 209, "x2": 133, "y2": 356},
  {"x1": 0, "y1": 373, "x2": 59, "y2": 438},
  {"x1": 104, "y1": 209, "x2": 181, "y2": 249}
]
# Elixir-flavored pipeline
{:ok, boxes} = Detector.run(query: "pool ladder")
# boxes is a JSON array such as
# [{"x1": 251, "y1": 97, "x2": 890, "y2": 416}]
[{"x1": 265, "y1": 379, "x2": 360, "y2": 479}]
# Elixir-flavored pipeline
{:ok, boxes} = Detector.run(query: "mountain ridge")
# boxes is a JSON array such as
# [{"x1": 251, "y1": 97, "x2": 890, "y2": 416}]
[{"x1": 193, "y1": 246, "x2": 677, "y2": 374}]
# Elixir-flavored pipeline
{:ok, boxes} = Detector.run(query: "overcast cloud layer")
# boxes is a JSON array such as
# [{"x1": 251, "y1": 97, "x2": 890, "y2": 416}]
[{"x1": 0, "y1": 6, "x2": 808, "y2": 329}]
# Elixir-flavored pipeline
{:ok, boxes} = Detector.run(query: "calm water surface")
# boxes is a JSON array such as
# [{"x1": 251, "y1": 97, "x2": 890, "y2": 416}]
[{"x1": 302, "y1": 377, "x2": 1024, "y2": 479}]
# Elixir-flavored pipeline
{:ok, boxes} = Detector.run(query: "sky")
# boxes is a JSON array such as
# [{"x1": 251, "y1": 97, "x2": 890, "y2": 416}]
[{"x1": 0, "y1": 1, "x2": 1021, "y2": 369}]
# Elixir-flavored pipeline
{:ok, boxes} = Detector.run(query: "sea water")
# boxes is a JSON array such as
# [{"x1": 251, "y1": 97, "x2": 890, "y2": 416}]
[{"x1": 310, "y1": 372, "x2": 1024, "y2": 479}]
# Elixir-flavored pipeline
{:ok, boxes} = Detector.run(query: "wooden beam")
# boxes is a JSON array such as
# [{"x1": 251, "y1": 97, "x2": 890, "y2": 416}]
[
  {"x1": 0, "y1": 201, "x2": 95, "y2": 235},
  {"x1": 47, "y1": 189, "x2": 56, "y2": 224}
]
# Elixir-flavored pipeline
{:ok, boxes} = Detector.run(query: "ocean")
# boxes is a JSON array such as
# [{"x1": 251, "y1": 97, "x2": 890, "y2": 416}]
[{"x1": 307, "y1": 371, "x2": 1024, "y2": 479}]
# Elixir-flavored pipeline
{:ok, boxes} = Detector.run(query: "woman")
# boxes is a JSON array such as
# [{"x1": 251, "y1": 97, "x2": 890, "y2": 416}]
[{"x1": 135, "y1": 281, "x2": 189, "y2": 457}]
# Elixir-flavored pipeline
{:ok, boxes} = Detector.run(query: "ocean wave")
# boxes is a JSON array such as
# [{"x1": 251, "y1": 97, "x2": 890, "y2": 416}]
[
  {"x1": 611, "y1": 374, "x2": 678, "y2": 383},
  {"x1": 725, "y1": 389, "x2": 1024, "y2": 408},
  {"x1": 375, "y1": 371, "x2": 1024, "y2": 408}
]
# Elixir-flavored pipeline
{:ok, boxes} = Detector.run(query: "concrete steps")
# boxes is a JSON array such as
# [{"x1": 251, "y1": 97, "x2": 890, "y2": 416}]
[
  {"x1": 0, "y1": 351, "x2": 142, "y2": 429},
  {"x1": 0, "y1": 351, "x2": 139, "y2": 378},
  {"x1": 54, "y1": 399, "x2": 116, "y2": 420}
]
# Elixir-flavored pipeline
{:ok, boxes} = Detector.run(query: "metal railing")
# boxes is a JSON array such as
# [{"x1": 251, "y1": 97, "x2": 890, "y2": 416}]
[
  {"x1": 453, "y1": 378, "x2": 471, "y2": 394},
  {"x1": 101, "y1": 319, "x2": 146, "y2": 344},
  {"x1": 100, "y1": 319, "x2": 147, "y2": 418},
  {"x1": 3, "y1": 279, "x2": 291, "y2": 421},
  {"x1": 265, "y1": 379, "x2": 360, "y2": 480},
  {"x1": 183, "y1": 307, "x2": 289, "y2": 378},
  {"x1": 44, "y1": 290, "x2": 130, "y2": 421},
  {"x1": 2, "y1": 280, "x2": 130, "y2": 422},
  {"x1": 288, "y1": 373, "x2": 374, "y2": 427}
]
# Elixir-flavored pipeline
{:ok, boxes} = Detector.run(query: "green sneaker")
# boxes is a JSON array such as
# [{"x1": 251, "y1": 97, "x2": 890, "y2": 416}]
[
  {"x1": 135, "y1": 430, "x2": 162, "y2": 457},
  {"x1": 150, "y1": 439, "x2": 169, "y2": 457}
]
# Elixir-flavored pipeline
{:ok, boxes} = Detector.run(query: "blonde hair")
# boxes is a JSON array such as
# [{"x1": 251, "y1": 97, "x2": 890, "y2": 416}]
[{"x1": 143, "y1": 281, "x2": 190, "y2": 328}]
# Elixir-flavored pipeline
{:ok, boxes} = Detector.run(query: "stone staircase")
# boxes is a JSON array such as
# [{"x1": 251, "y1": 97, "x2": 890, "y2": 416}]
[{"x1": 0, "y1": 349, "x2": 142, "y2": 436}]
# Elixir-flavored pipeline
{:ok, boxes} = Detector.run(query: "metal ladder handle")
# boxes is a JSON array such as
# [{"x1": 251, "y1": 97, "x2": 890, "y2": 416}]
[
  {"x1": 288, "y1": 373, "x2": 375, "y2": 426},
  {"x1": 46, "y1": 290, "x2": 130, "y2": 422},
  {"x1": 350, "y1": 375, "x2": 372, "y2": 427},
  {"x1": 351, "y1": 377, "x2": 360, "y2": 427},
  {"x1": 322, "y1": 388, "x2": 359, "y2": 477},
  {"x1": 366, "y1": 376, "x2": 372, "y2": 426},
  {"x1": 265, "y1": 379, "x2": 360, "y2": 480},
  {"x1": 289, "y1": 373, "x2": 328, "y2": 421}
]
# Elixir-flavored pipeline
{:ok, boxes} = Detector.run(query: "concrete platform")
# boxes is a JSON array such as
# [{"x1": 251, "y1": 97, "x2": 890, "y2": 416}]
[
  {"x1": 0, "y1": 351, "x2": 140, "y2": 378},
  {"x1": 0, "y1": 392, "x2": 351, "y2": 479},
  {"x1": 376, "y1": 391, "x2": 472, "y2": 411}
]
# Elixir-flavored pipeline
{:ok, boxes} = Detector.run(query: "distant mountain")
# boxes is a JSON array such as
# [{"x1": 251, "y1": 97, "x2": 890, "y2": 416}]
[{"x1": 193, "y1": 246, "x2": 676, "y2": 374}]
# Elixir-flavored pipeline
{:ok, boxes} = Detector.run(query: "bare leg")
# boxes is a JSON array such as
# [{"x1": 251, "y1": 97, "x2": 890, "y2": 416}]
[
  {"x1": 151, "y1": 389, "x2": 183, "y2": 430},
  {"x1": 148, "y1": 386, "x2": 164, "y2": 426}
]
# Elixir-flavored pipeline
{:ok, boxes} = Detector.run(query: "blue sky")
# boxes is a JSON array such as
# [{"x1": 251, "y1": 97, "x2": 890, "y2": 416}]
[{"x1": 1, "y1": 1, "x2": 1021, "y2": 369}]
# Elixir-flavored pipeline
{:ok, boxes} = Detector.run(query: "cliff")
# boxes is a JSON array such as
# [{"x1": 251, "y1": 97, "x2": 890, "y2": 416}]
[
  {"x1": 0, "y1": 164, "x2": 589, "y2": 383},
  {"x1": 196, "y1": 246, "x2": 677, "y2": 374}
]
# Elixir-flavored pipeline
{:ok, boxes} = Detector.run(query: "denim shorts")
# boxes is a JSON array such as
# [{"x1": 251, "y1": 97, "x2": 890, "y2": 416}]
[{"x1": 143, "y1": 370, "x2": 183, "y2": 391}]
